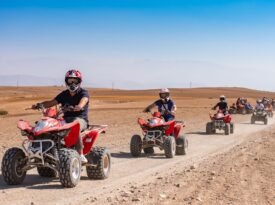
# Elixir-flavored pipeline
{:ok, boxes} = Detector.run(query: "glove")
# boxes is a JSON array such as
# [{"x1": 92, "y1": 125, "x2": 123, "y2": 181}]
[
  {"x1": 164, "y1": 110, "x2": 170, "y2": 115},
  {"x1": 143, "y1": 108, "x2": 150, "y2": 113},
  {"x1": 32, "y1": 103, "x2": 43, "y2": 110}
]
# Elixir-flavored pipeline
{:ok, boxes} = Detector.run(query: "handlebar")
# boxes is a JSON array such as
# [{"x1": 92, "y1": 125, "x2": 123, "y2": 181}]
[{"x1": 27, "y1": 104, "x2": 83, "y2": 119}]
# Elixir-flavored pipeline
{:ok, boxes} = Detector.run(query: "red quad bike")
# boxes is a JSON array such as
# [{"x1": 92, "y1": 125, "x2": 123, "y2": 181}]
[
  {"x1": 1, "y1": 106, "x2": 111, "y2": 188},
  {"x1": 206, "y1": 110, "x2": 234, "y2": 135},
  {"x1": 130, "y1": 112, "x2": 188, "y2": 158}
]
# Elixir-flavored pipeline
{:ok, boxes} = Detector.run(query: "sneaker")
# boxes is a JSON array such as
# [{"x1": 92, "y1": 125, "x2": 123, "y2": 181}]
[{"x1": 80, "y1": 155, "x2": 88, "y2": 164}]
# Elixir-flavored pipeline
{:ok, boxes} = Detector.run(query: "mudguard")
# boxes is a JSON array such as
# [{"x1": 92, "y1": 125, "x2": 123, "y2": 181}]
[
  {"x1": 17, "y1": 120, "x2": 32, "y2": 132},
  {"x1": 63, "y1": 121, "x2": 80, "y2": 148}
]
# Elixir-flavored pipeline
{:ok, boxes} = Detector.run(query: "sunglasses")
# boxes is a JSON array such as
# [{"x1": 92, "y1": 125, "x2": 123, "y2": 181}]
[
  {"x1": 160, "y1": 93, "x2": 169, "y2": 98},
  {"x1": 67, "y1": 78, "x2": 79, "y2": 84}
]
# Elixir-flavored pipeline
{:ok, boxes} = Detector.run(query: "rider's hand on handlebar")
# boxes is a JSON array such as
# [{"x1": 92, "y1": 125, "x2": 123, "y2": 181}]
[
  {"x1": 164, "y1": 110, "x2": 170, "y2": 115},
  {"x1": 143, "y1": 108, "x2": 150, "y2": 113},
  {"x1": 62, "y1": 105, "x2": 83, "y2": 112},
  {"x1": 62, "y1": 105, "x2": 74, "y2": 112},
  {"x1": 73, "y1": 105, "x2": 82, "y2": 112},
  {"x1": 31, "y1": 103, "x2": 43, "y2": 110}
]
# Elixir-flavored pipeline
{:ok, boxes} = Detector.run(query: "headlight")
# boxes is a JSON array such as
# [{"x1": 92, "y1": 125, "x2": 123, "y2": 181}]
[
  {"x1": 33, "y1": 120, "x2": 49, "y2": 133},
  {"x1": 148, "y1": 119, "x2": 164, "y2": 126}
]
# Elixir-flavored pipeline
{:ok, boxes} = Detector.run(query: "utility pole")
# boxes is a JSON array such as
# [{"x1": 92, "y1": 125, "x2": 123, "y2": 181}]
[
  {"x1": 112, "y1": 82, "x2": 115, "y2": 91},
  {"x1": 16, "y1": 77, "x2": 19, "y2": 88},
  {"x1": 189, "y1": 82, "x2": 192, "y2": 88}
]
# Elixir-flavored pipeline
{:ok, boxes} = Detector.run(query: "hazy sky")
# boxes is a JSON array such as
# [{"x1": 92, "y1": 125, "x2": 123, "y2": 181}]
[{"x1": 1, "y1": 0, "x2": 275, "y2": 90}]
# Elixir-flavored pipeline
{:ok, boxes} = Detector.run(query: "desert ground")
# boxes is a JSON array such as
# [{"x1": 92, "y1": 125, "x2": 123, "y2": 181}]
[{"x1": 0, "y1": 86, "x2": 274, "y2": 205}]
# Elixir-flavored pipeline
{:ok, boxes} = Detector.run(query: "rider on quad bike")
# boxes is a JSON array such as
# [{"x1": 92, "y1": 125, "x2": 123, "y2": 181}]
[
  {"x1": 143, "y1": 88, "x2": 176, "y2": 122},
  {"x1": 212, "y1": 95, "x2": 228, "y2": 114},
  {"x1": 255, "y1": 99, "x2": 265, "y2": 110},
  {"x1": 207, "y1": 95, "x2": 233, "y2": 135},
  {"x1": 271, "y1": 99, "x2": 275, "y2": 109},
  {"x1": 251, "y1": 99, "x2": 268, "y2": 124},
  {"x1": 32, "y1": 69, "x2": 89, "y2": 163}
]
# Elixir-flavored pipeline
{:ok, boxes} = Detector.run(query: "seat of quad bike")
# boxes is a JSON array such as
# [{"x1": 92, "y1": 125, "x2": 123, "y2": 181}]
[
  {"x1": 175, "y1": 120, "x2": 184, "y2": 124},
  {"x1": 87, "y1": 124, "x2": 107, "y2": 132},
  {"x1": 80, "y1": 125, "x2": 107, "y2": 138}
]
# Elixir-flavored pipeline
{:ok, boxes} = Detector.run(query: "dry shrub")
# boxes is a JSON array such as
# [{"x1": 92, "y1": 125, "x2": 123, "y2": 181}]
[{"x1": 0, "y1": 110, "x2": 8, "y2": 115}]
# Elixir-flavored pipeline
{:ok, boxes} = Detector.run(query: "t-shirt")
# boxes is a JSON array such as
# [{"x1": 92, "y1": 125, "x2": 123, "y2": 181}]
[
  {"x1": 255, "y1": 103, "x2": 264, "y2": 110},
  {"x1": 55, "y1": 88, "x2": 89, "y2": 122},
  {"x1": 214, "y1": 101, "x2": 228, "y2": 111},
  {"x1": 154, "y1": 99, "x2": 175, "y2": 121}
]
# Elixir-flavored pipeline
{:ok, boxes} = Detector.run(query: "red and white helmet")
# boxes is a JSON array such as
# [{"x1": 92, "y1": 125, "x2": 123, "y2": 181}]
[
  {"x1": 65, "y1": 69, "x2": 82, "y2": 83},
  {"x1": 159, "y1": 88, "x2": 170, "y2": 94},
  {"x1": 159, "y1": 88, "x2": 170, "y2": 99},
  {"x1": 65, "y1": 69, "x2": 82, "y2": 92}
]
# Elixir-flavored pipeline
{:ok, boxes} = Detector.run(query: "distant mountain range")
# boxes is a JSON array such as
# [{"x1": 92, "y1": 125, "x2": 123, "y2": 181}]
[
  {"x1": 0, "y1": 74, "x2": 145, "y2": 89},
  {"x1": 0, "y1": 75, "x2": 64, "y2": 86}
]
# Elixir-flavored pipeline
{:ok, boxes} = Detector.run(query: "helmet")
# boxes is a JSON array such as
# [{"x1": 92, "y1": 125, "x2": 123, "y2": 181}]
[
  {"x1": 220, "y1": 95, "x2": 226, "y2": 101},
  {"x1": 159, "y1": 88, "x2": 170, "y2": 100},
  {"x1": 256, "y1": 99, "x2": 262, "y2": 104},
  {"x1": 65, "y1": 69, "x2": 82, "y2": 92}
]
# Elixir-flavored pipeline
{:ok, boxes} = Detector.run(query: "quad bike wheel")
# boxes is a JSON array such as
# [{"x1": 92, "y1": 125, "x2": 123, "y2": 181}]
[
  {"x1": 230, "y1": 123, "x2": 234, "y2": 134},
  {"x1": 268, "y1": 112, "x2": 273, "y2": 118},
  {"x1": 164, "y1": 136, "x2": 176, "y2": 158},
  {"x1": 143, "y1": 147, "x2": 154, "y2": 154},
  {"x1": 176, "y1": 135, "x2": 188, "y2": 155},
  {"x1": 224, "y1": 123, "x2": 230, "y2": 135},
  {"x1": 229, "y1": 108, "x2": 236, "y2": 114},
  {"x1": 251, "y1": 116, "x2": 255, "y2": 124},
  {"x1": 206, "y1": 122, "x2": 213, "y2": 134},
  {"x1": 37, "y1": 167, "x2": 57, "y2": 178},
  {"x1": 1, "y1": 147, "x2": 27, "y2": 185},
  {"x1": 130, "y1": 135, "x2": 142, "y2": 157},
  {"x1": 58, "y1": 149, "x2": 81, "y2": 188},
  {"x1": 86, "y1": 147, "x2": 111, "y2": 180},
  {"x1": 264, "y1": 118, "x2": 268, "y2": 125}
]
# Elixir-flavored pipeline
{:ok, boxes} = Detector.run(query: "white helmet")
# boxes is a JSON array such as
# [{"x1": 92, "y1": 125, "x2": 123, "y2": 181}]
[
  {"x1": 220, "y1": 95, "x2": 226, "y2": 101},
  {"x1": 159, "y1": 88, "x2": 170, "y2": 99},
  {"x1": 160, "y1": 88, "x2": 170, "y2": 94}
]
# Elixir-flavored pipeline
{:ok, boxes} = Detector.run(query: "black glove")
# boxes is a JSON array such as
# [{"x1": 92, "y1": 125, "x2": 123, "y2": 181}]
[
  {"x1": 143, "y1": 108, "x2": 150, "y2": 113},
  {"x1": 32, "y1": 103, "x2": 43, "y2": 110}
]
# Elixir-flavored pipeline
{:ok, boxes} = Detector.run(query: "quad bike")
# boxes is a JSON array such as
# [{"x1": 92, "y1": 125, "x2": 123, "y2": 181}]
[
  {"x1": 251, "y1": 109, "x2": 268, "y2": 124},
  {"x1": 130, "y1": 111, "x2": 188, "y2": 158},
  {"x1": 265, "y1": 108, "x2": 273, "y2": 118},
  {"x1": 1, "y1": 106, "x2": 111, "y2": 188},
  {"x1": 206, "y1": 110, "x2": 234, "y2": 135},
  {"x1": 229, "y1": 104, "x2": 253, "y2": 115},
  {"x1": 228, "y1": 106, "x2": 237, "y2": 114}
]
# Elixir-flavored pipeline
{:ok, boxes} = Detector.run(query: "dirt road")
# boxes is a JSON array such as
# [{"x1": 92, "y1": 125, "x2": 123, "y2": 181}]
[
  {"x1": 0, "y1": 87, "x2": 274, "y2": 205},
  {"x1": 1, "y1": 116, "x2": 274, "y2": 205}
]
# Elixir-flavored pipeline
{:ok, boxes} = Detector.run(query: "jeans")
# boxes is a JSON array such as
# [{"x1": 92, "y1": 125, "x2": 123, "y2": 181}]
[{"x1": 65, "y1": 117, "x2": 88, "y2": 152}]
